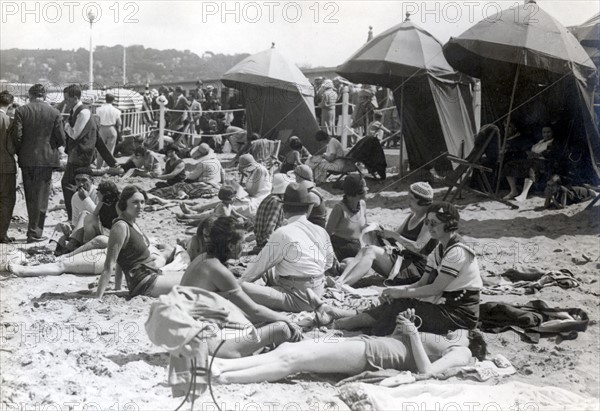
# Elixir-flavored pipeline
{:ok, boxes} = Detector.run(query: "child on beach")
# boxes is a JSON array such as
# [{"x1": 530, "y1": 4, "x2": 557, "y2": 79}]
[
  {"x1": 213, "y1": 185, "x2": 249, "y2": 225},
  {"x1": 280, "y1": 136, "x2": 311, "y2": 173}
]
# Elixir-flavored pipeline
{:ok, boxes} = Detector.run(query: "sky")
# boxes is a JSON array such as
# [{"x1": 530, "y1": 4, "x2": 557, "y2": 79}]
[{"x1": 1, "y1": 0, "x2": 598, "y2": 67}]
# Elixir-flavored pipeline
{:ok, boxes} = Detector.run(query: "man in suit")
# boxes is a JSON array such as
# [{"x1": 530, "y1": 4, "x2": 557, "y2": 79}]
[
  {"x1": 12, "y1": 84, "x2": 65, "y2": 242},
  {"x1": 0, "y1": 91, "x2": 16, "y2": 243}
]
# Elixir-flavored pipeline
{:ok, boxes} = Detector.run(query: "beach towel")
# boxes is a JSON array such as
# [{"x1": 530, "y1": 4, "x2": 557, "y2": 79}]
[
  {"x1": 338, "y1": 381, "x2": 599, "y2": 411},
  {"x1": 145, "y1": 286, "x2": 258, "y2": 397},
  {"x1": 483, "y1": 269, "x2": 580, "y2": 295}
]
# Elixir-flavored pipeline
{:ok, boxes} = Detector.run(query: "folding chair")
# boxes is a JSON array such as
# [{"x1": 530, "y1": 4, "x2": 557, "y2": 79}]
[
  {"x1": 250, "y1": 139, "x2": 281, "y2": 175},
  {"x1": 326, "y1": 157, "x2": 363, "y2": 183},
  {"x1": 443, "y1": 124, "x2": 518, "y2": 209}
]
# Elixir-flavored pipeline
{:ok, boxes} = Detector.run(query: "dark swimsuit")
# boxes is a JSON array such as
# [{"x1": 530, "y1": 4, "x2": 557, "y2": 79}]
[{"x1": 115, "y1": 218, "x2": 159, "y2": 297}]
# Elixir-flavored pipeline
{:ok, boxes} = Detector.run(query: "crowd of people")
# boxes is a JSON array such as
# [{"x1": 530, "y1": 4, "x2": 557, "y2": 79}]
[{"x1": 0, "y1": 81, "x2": 596, "y2": 393}]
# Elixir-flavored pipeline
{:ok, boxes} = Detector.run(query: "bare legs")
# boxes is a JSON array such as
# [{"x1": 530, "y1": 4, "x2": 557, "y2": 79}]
[
  {"x1": 505, "y1": 171, "x2": 535, "y2": 202},
  {"x1": 504, "y1": 177, "x2": 519, "y2": 200},
  {"x1": 9, "y1": 250, "x2": 107, "y2": 277},
  {"x1": 213, "y1": 339, "x2": 368, "y2": 383},
  {"x1": 337, "y1": 245, "x2": 394, "y2": 286},
  {"x1": 215, "y1": 321, "x2": 295, "y2": 359}
]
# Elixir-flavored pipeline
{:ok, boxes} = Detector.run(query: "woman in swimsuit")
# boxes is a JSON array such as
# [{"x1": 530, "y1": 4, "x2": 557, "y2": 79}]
[
  {"x1": 96, "y1": 185, "x2": 186, "y2": 298},
  {"x1": 337, "y1": 182, "x2": 437, "y2": 286},
  {"x1": 316, "y1": 201, "x2": 482, "y2": 336},
  {"x1": 211, "y1": 309, "x2": 486, "y2": 384},
  {"x1": 180, "y1": 216, "x2": 303, "y2": 358}
]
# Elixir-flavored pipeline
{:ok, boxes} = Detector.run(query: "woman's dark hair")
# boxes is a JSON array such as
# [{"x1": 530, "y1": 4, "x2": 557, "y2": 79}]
[
  {"x1": 427, "y1": 201, "x2": 460, "y2": 232},
  {"x1": 164, "y1": 144, "x2": 179, "y2": 155},
  {"x1": 117, "y1": 185, "x2": 148, "y2": 211},
  {"x1": 249, "y1": 132, "x2": 261, "y2": 142},
  {"x1": 97, "y1": 180, "x2": 120, "y2": 205},
  {"x1": 468, "y1": 329, "x2": 487, "y2": 361},
  {"x1": 207, "y1": 217, "x2": 245, "y2": 263},
  {"x1": 289, "y1": 139, "x2": 303, "y2": 151},
  {"x1": 314, "y1": 130, "x2": 329, "y2": 142},
  {"x1": 134, "y1": 146, "x2": 147, "y2": 156}
]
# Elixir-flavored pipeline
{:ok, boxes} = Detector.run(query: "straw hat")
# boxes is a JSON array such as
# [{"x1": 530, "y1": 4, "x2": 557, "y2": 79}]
[
  {"x1": 409, "y1": 182, "x2": 434, "y2": 202},
  {"x1": 190, "y1": 143, "x2": 212, "y2": 159}
]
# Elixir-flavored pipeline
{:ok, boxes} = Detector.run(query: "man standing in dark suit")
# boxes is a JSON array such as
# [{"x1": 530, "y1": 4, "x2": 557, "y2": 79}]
[
  {"x1": 12, "y1": 84, "x2": 65, "y2": 243},
  {"x1": 0, "y1": 91, "x2": 16, "y2": 243}
]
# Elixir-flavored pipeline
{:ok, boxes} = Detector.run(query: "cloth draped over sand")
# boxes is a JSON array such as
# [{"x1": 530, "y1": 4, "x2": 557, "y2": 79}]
[{"x1": 338, "y1": 381, "x2": 599, "y2": 411}]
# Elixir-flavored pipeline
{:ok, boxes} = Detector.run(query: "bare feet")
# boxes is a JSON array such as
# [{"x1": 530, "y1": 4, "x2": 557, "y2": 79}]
[
  {"x1": 514, "y1": 193, "x2": 527, "y2": 202},
  {"x1": 305, "y1": 289, "x2": 334, "y2": 327},
  {"x1": 503, "y1": 191, "x2": 518, "y2": 200}
]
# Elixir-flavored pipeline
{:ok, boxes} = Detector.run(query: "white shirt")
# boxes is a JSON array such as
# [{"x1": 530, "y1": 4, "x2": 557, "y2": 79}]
[
  {"x1": 71, "y1": 186, "x2": 98, "y2": 226},
  {"x1": 241, "y1": 215, "x2": 334, "y2": 282},
  {"x1": 96, "y1": 103, "x2": 121, "y2": 126},
  {"x1": 64, "y1": 102, "x2": 91, "y2": 140}
]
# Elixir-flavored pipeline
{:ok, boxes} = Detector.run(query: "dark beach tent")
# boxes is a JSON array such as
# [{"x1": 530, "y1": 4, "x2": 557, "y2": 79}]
[
  {"x1": 444, "y1": 0, "x2": 599, "y2": 184},
  {"x1": 337, "y1": 14, "x2": 479, "y2": 172},
  {"x1": 221, "y1": 45, "x2": 321, "y2": 154}
]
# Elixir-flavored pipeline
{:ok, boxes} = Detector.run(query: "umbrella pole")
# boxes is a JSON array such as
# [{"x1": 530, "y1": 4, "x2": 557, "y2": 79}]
[
  {"x1": 259, "y1": 90, "x2": 266, "y2": 137},
  {"x1": 399, "y1": 86, "x2": 404, "y2": 178},
  {"x1": 495, "y1": 63, "x2": 521, "y2": 194}
]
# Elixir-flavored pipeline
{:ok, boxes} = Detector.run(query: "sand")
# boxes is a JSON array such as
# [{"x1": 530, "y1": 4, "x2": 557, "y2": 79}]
[{"x1": 1, "y1": 164, "x2": 599, "y2": 410}]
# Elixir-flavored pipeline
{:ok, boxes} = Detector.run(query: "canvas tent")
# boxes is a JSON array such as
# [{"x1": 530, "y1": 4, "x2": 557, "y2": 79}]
[
  {"x1": 221, "y1": 45, "x2": 321, "y2": 154},
  {"x1": 569, "y1": 13, "x2": 600, "y2": 69},
  {"x1": 444, "y1": 1, "x2": 599, "y2": 184},
  {"x1": 337, "y1": 15, "x2": 479, "y2": 172}
]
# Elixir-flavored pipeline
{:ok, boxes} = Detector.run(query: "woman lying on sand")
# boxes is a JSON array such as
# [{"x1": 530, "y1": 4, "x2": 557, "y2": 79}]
[
  {"x1": 211, "y1": 309, "x2": 486, "y2": 384},
  {"x1": 313, "y1": 201, "x2": 482, "y2": 336},
  {"x1": 180, "y1": 216, "x2": 302, "y2": 358},
  {"x1": 336, "y1": 182, "x2": 437, "y2": 286}
]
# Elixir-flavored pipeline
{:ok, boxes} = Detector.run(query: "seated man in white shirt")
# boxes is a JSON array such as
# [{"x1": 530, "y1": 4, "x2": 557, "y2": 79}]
[
  {"x1": 68, "y1": 170, "x2": 99, "y2": 227},
  {"x1": 239, "y1": 183, "x2": 335, "y2": 312}
]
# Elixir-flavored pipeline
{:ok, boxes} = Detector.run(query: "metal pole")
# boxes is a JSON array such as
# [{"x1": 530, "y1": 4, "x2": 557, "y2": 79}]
[
  {"x1": 158, "y1": 98, "x2": 166, "y2": 150},
  {"x1": 123, "y1": 46, "x2": 127, "y2": 86},
  {"x1": 341, "y1": 85, "x2": 349, "y2": 149},
  {"x1": 88, "y1": 17, "x2": 94, "y2": 90},
  {"x1": 495, "y1": 63, "x2": 521, "y2": 194}
]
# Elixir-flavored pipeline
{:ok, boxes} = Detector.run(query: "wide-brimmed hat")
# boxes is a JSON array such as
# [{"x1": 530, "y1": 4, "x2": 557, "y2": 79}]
[
  {"x1": 272, "y1": 173, "x2": 294, "y2": 195},
  {"x1": 190, "y1": 143, "x2": 212, "y2": 159},
  {"x1": 238, "y1": 154, "x2": 258, "y2": 172},
  {"x1": 280, "y1": 182, "x2": 313, "y2": 206}
]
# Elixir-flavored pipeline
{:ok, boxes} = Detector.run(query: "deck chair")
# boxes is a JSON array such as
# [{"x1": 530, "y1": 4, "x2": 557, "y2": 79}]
[
  {"x1": 443, "y1": 124, "x2": 518, "y2": 209},
  {"x1": 250, "y1": 139, "x2": 281, "y2": 175},
  {"x1": 327, "y1": 136, "x2": 386, "y2": 182}
]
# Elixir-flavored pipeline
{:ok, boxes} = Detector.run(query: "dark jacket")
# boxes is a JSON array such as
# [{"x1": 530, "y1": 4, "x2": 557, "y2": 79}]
[
  {"x1": 13, "y1": 101, "x2": 65, "y2": 168},
  {"x1": 0, "y1": 110, "x2": 16, "y2": 174},
  {"x1": 66, "y1": 105, "x2": 98, "y2": 167}
]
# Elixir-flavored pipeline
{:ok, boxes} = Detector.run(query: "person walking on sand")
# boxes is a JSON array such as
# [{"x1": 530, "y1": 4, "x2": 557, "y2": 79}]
[{"x1": 0, "y1": 91, "x2": 16, "y2": 243}]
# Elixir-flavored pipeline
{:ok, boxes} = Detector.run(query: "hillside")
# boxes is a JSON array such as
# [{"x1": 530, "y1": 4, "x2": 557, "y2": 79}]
[{"x1": 0, "y1": 45, "x2": 250, "y2": 86}]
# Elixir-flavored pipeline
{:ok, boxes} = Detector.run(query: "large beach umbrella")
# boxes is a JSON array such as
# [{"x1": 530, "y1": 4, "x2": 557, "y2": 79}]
[
  {"x1": 337, "y1": 14, "x2": 457, "y2": 87},
  {"x1": 98, "y1": 88, "x2": 143, "y2": 111},
  {"x1": 221, "y1": 45, "x2": 320, "y2": 153},
  {"x1": 569, "y1": 13, "x2": 600, "y2": 68},
  {"x1": 444, "y1": 0, "x2": 600, "y2": 185},
  {"x1": 443, "y1": 0, "x2": 596, "y2": 82},
  {"x1": 45, "y1": 90, "x2": 102, "y2": 105},
  {"x1": 337, "y1": 14, "x2": 478, "y2": 173}
]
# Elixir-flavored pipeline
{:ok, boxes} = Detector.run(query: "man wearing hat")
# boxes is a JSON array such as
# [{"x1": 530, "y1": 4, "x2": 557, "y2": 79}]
[
  {"x1": 294, "y1": 165, "x2": 327, "y2": 228},
  {"x1": 240, "y1": 183, "x2": 335, "y2": 312},
  {"x1": 251, "y1": 173, "x2": 294, "y2": 254},
  {"x1": 12, "y1": 84, "x2": 65, "y2": 242}
]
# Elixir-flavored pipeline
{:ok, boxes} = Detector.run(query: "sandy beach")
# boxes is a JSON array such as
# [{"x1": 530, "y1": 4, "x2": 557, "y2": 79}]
[{"x1": 1, "y1": 163, "x2": 599, "y2": 410}]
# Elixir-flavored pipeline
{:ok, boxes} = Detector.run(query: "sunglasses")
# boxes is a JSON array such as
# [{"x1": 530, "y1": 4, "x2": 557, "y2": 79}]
[{"x1": 424, "y1": 218, "x2": 442, "y2": 227}]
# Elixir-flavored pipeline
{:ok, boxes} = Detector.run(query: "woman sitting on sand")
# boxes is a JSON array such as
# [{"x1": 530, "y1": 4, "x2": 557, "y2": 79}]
[
  {"x1": 7, "y1": 187, "x2": 185, "y2": 298},
  {"x1": 307, "y1": 130, "x2": 347, "y2": 184},
  {"x1": 326, "y1": 174, "x2": 368, "y2": 261},
  {"x1": 211, "y1": 309, "x2": 486, "y2": 383},
  {"x1": 96, "y1": 185, "x2": 187, "y2": 298},
  {"x1": 180, "y1": 217, "x2": 303, "y2": 358},
  {"x1": 313, "y1": 201, "x2": 482, "y2": 337},
  {"x1": 336, "y1": 182, "x2": 437, "y2": 287}
]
